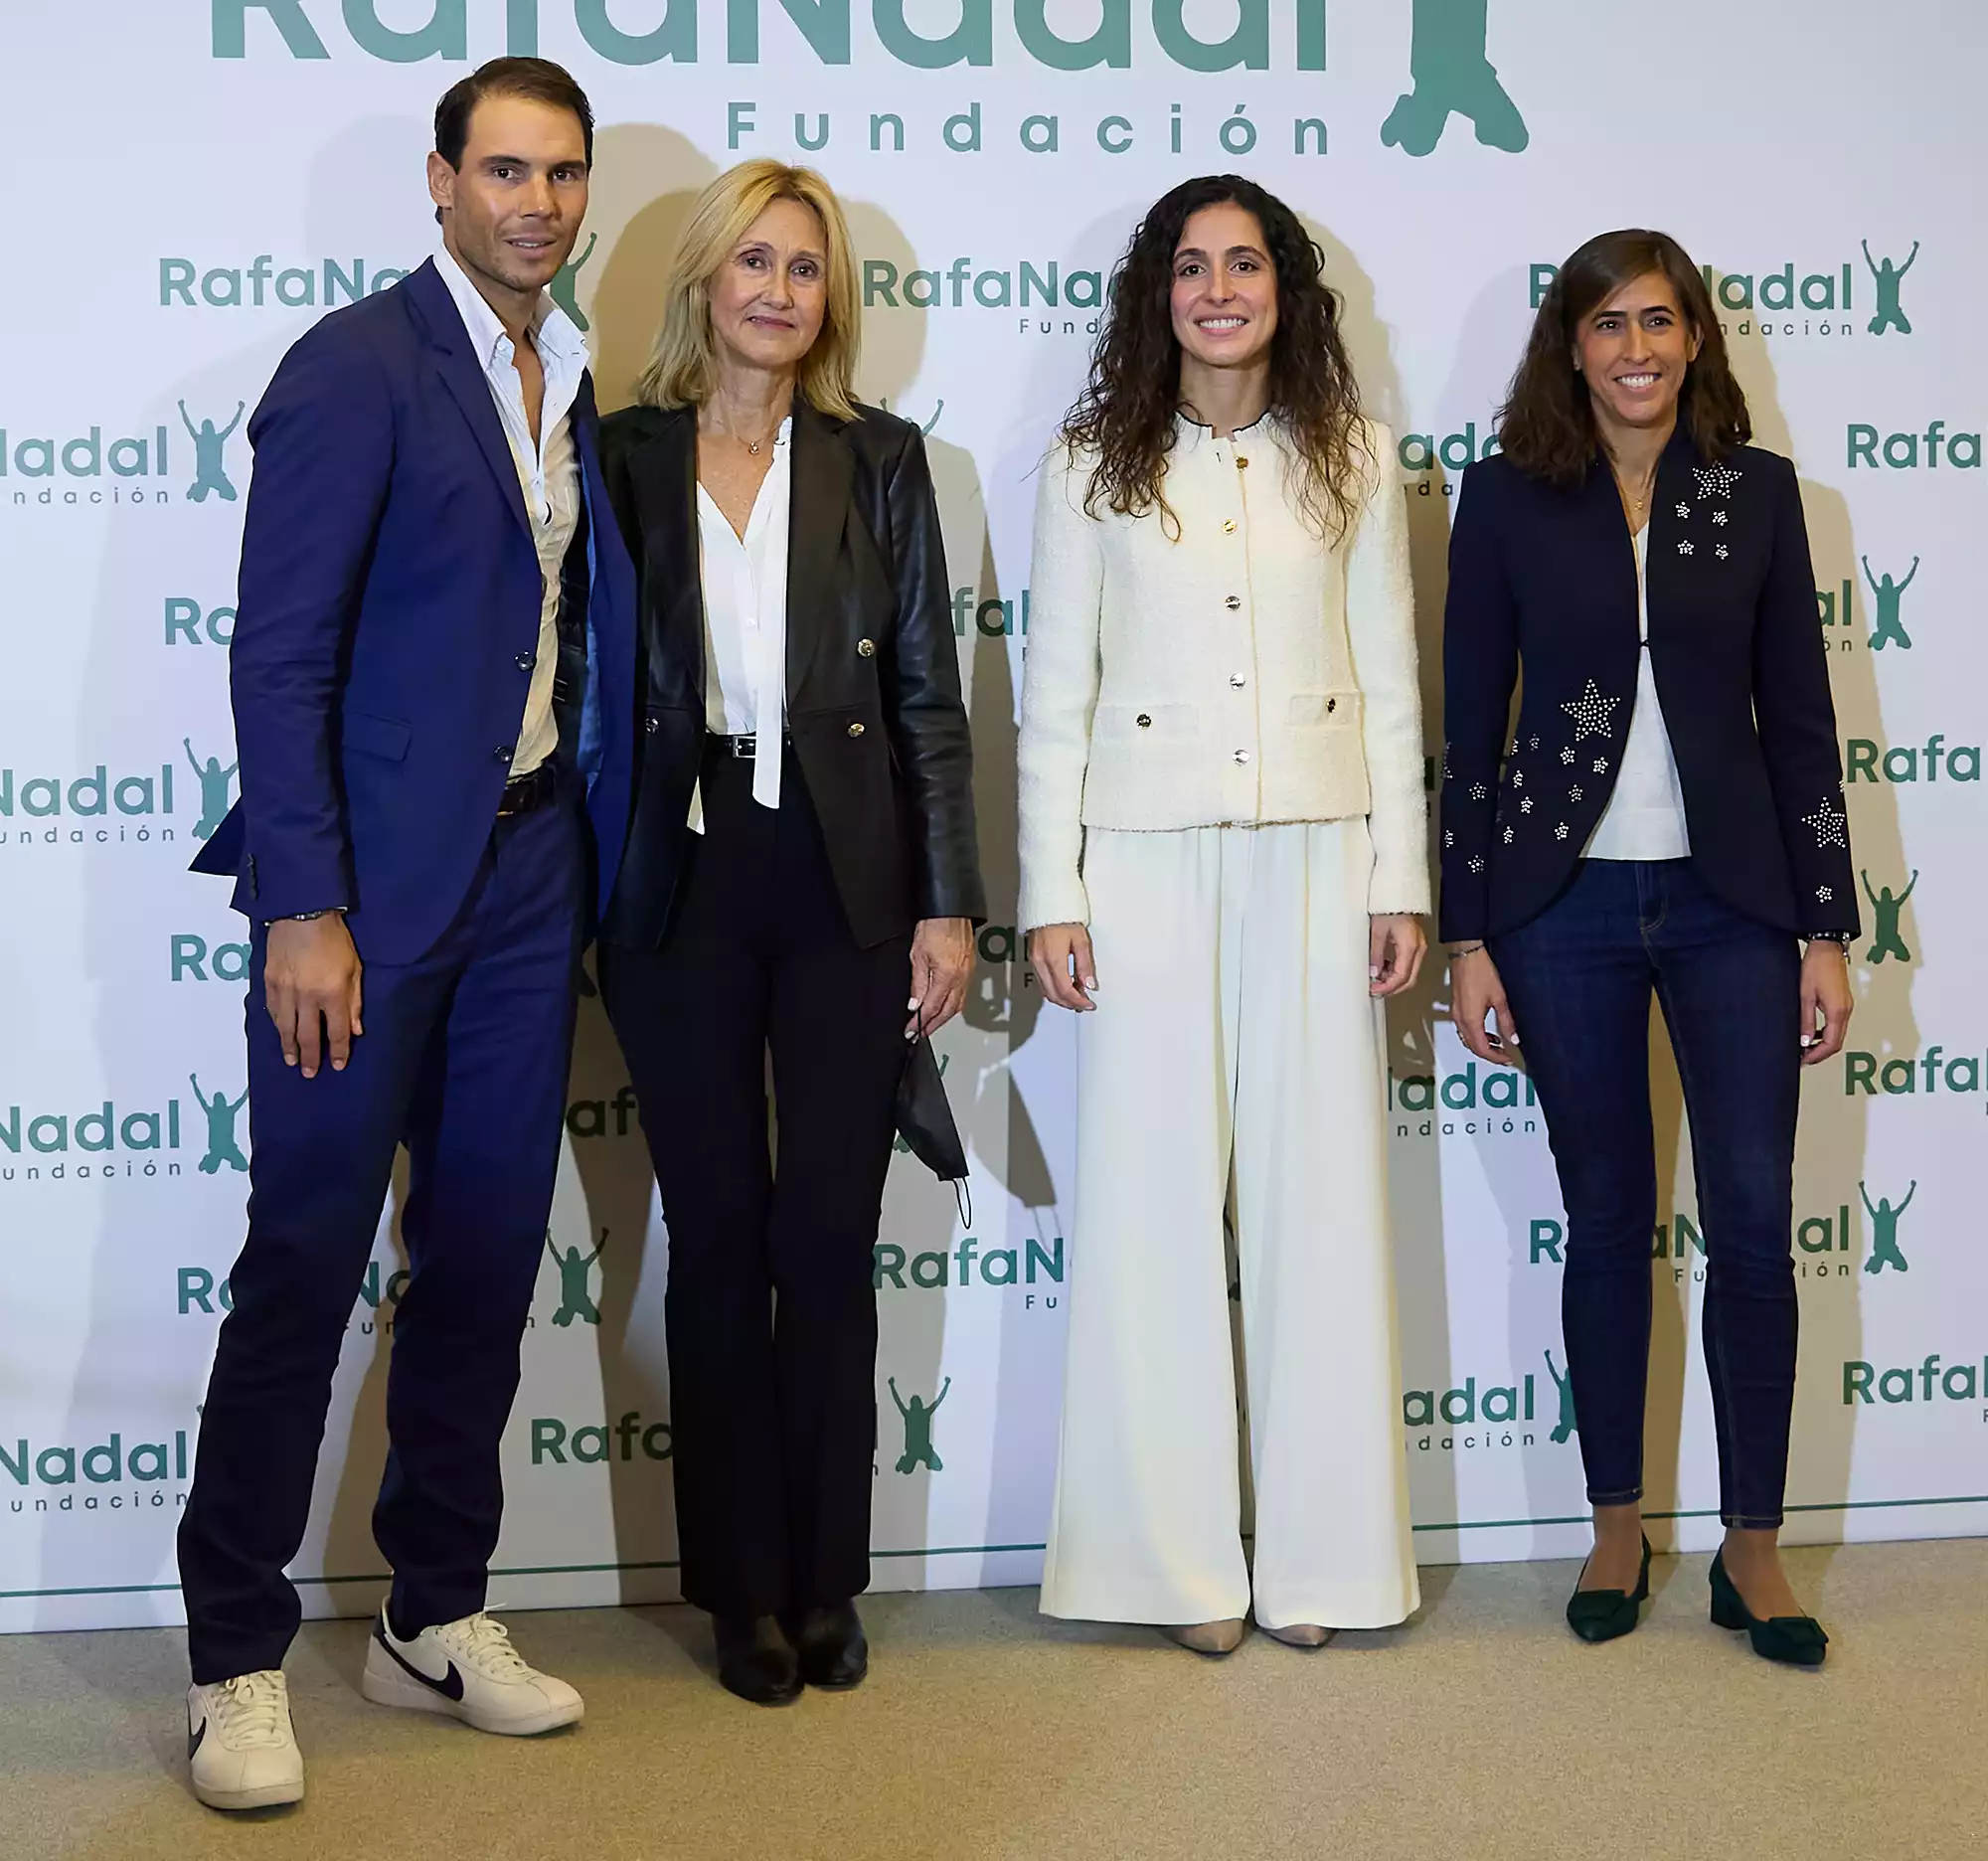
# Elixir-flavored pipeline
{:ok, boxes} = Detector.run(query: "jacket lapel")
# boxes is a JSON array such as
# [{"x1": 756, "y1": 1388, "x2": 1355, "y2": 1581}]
[
  {"x1": 405, "y1": 258, "x2": 533, "y2": 546},
  {"x1": 1572, "y1": 452, "x2": 1639, "y2": 653},
  {"x1": 1644, "y1": 423, "x2": 1703, "y2": 629},
  {"x1": 627, "y1": 408, "x2": 705, "y2": 703},
  {"x1": 786, "y1": 402, "x2": 853, "y2": 707}
]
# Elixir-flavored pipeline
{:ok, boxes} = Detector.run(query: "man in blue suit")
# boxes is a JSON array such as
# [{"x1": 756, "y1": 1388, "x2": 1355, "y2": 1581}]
[{"x1": 177, "y1": 60, "x2": 635, "y2": 1811}]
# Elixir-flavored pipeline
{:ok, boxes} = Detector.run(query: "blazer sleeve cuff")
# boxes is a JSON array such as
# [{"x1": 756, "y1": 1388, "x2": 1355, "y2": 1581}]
[
  {"x1": 1019, "y1": 871, "x2": 1091, "y2": 936},
  {"x1": 1436, "y1": 884, "x2": 1491, "y2": 945},
  {"x1": 232, "y1": 830, "x2": 354, "y2": 922},
  {"x1": 1367, "y1": 798, "x2": 1432, "y2": 916},
  {"x1": 1368, "y1": 864, "x2": 1432, "y2": 918},
  {"x1": 917, "y1": 879, "x2": 989, "y2": 926},
  {"x1": 1791, "y1": 850, "x2": 1861, "y2": 938}
]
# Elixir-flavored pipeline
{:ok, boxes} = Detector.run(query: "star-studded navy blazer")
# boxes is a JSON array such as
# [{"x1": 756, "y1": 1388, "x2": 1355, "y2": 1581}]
[{"x1": 1438, "y1": 428, "x2": 1858, "y2": 944}]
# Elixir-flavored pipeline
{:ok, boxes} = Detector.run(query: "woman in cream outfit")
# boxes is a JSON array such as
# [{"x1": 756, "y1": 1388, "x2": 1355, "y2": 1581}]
[{"x1": 1020, "y1": 176, "x2": 1426, "y2": 1653}]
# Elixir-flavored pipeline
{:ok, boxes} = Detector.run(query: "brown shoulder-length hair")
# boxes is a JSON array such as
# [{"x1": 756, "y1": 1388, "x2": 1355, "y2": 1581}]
[
  {"x1": 1060, "y1": 174, "x2": 1370, "y2": 543},
  {"x1": 1498, "y1": 229, "x2": 1750, "y2": 485}
]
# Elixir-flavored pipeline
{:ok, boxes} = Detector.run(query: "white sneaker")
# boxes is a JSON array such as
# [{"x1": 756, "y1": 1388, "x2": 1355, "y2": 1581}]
[
  {"x1": 361, "y1": 1607, "x2": 583, "y2": 1736},
  {"x1": 186, "y1": 1670, "x2": 305, "y2": 1811}
]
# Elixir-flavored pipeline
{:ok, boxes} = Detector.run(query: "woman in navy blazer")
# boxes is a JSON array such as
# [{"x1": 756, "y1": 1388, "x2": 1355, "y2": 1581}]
[{"x1": 1439, "y1": 230, "x2": 1855, "y2": 1664}]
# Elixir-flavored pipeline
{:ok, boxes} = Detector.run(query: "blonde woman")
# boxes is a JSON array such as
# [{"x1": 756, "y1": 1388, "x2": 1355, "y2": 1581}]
[
  {"x1": 1021, "y1": 176, "x2": 1425, "y2": 1652},
  {"x1": 595, "y1": 161, "x2": 984, "y2": 1704}
]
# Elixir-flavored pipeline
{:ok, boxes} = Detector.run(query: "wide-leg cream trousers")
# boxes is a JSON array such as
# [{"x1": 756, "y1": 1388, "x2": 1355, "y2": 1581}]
[{"x1": 1040, "y1": 819, "x2": 1418, "y2": 1630}]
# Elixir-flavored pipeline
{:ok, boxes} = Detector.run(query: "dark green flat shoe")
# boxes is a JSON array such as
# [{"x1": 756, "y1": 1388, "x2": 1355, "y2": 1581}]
[
  {"x1": 1709, "y1": 1552, "x2": 1828, "y2": 1667},
  {"x1": 1566, "y1": 1534, "x2": 1652, "y2": 1643}
]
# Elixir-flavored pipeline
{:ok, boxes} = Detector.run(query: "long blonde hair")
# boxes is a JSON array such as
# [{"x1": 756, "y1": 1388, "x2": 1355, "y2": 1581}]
[{"x1": 633, "y1": 159, "x2": 861, "y2": 421}]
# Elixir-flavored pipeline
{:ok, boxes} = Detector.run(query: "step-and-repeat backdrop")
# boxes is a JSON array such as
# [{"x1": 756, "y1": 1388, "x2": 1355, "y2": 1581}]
[{"x1": 3, "y1": 2, "x2": 1981, "y2": 1632}]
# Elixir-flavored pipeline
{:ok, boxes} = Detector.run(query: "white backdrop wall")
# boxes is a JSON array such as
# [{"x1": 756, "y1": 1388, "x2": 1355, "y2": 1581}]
[{"x1": 2, "y1": 1, "x2": 1982, "y2": 1633}]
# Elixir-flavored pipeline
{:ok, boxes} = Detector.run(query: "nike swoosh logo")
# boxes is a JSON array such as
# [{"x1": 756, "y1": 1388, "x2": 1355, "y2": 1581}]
[
  {"x1": 374, "y1": 1623, "x2": 465, "y2": 1702},
  {"x1": 188, "y1": 1716, "x2": 206, "y2": 1762}
]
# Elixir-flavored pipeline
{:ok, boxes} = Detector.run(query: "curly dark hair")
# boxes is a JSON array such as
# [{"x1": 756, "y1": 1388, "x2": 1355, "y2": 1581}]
[
  {"x1": 1060, "y1": 175, "x2": 1370, "y2": 542},
  {"x1": 1498, "y1": 229, "x2": 1750, "y2": 485}
]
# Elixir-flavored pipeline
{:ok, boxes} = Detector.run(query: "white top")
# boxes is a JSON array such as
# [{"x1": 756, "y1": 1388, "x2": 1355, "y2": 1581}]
[
  {"x1": 433, "y1": 244, "x2": 586, "y2": 781},
  {"x1": 1585, "y1": 525, "x2": 1691, "y2": 862},
  {"x1": 1018, "y1": 413, "x2": 1427, "y2": 931},
  {"x1": 695, "y1": 418, "x2": 794, "y2": 812}
]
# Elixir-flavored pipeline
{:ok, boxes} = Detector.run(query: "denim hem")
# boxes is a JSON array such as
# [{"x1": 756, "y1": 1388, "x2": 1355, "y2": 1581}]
[
  {"x1": 1585, "y1": 1487, "x2": 1643, "y2": 1506},
  {"x1": 1721, "y1": 1511, "x2": 1785, "y2": 1530}
]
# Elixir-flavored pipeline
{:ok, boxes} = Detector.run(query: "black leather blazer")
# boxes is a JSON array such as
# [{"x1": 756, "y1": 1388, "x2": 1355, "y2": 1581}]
[
  {"x1": 1438, "y1": 428, "x2": 1858, "y2": 943},
  {"x1": 595, "y1": 398, "x2": 985, "y2": 949}
]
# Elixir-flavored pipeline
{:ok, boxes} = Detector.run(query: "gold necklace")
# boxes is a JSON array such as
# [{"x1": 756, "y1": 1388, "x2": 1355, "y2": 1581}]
[
  {"x1": 706, "y1": 408, "x2": 782, "y2": 457},
  {"x1": 1612, "y1": 461, "x2": 1658, "y2": 524}
]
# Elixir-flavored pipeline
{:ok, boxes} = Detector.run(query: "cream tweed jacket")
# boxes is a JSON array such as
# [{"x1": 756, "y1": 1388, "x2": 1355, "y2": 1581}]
[{"x1": 1018, "y1": 413, "x2": 1429, "y2": 931}]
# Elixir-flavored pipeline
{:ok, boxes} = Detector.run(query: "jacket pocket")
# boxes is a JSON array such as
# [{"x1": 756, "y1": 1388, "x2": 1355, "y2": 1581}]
[
  {"x1": 342, "y1": 710, "x2": 412, "y2": 761},
  {"x1": 1094, "y1": 702, "x2": 1198, "y2": 742},
  {"x1": 1285, "y1": 690, "x2": 1362, "y2": 730}
]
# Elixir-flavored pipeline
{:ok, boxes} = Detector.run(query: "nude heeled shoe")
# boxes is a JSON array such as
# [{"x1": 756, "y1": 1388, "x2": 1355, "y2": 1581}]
[
  {"x1": 1259, "y1": 1622, "x2": 1334, "y2": 1648},
  {"x1": 1164, "y1": 1618, "x2": 1247, "y2": 1656}
]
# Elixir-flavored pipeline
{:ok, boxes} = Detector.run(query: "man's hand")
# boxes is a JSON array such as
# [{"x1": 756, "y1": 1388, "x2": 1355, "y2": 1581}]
[
  {"x1": 264, "y1": 916, "x2": 364, "y2": 1079},
  {"x1": 909, "y1": 918, "x2": 975, "y2": 1037}
]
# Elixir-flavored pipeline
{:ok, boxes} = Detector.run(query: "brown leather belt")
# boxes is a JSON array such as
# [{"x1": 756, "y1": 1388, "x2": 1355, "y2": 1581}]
[{"x1": 497, "y1": 762, "x2": 558, "y2": 817}]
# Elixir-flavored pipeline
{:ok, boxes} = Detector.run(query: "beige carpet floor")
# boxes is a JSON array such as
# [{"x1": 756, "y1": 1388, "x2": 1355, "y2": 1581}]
[{"x1": 1, "y1": 1541, "x2": 1983, "y2": 1861}]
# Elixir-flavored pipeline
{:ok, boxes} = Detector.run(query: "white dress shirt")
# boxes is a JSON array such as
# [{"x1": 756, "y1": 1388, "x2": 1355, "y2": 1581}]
[
  {"x1": 695, "y1": 417, "x2": 793, "y2": 811},
  {"x1": 433, "y1": 244, "x2": 586, "y2": 780},
  {"x1": 1019, "y1": 413, "x2": 1427, "y2": 931},
  {"x1": 1585, "y1": 524, "x2": 1692, "y2": 862}
]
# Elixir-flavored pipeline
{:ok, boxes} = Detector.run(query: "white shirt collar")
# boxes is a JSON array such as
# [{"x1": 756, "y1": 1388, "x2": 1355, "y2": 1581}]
[{"x1": 431, "y1": 243, "x2": 587, "y2": 373}]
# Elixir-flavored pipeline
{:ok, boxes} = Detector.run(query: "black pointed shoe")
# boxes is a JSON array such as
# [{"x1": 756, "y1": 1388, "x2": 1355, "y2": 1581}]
[
  {"x1": 713, "y1": 1615, "x2": 803, "y2": 1705},
  {"x1": 1565, "y1": 1534, "x2": 1652, "y2": 1643},
  {"x1": 790, "y1": 1603, "x2": 869, "y2": 1691},
  {"x1": 1709, "y1": 1552, "x2": 1829, "y2": 1667}
]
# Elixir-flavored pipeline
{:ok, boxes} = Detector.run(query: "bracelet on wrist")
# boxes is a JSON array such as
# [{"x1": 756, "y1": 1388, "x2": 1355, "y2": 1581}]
[{"x1": 1446, "y1": 941, "x2": 1487, "y2": 959}]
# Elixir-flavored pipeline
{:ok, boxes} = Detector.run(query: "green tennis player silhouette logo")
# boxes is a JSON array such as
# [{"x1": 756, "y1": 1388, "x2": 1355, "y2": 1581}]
[
  {"x1": 1544, "y1": 1348, "x2": 1577, "y2": 1443},
  {"x1": 1861, "y1": 870, "x2": 1917, "y2": 964},
  {"x1": 890, "y1": 1376, "x2": 949, "y2": 1473},
  {"x1": 190, "y1": 1075, "x2": 249, "y2": 1174},
  {"x1": 184, "y1": 739, "x2": 239, "y2": 840},
  {"x1": 1862, "y1": 241, "x2": 1918, "y2": 337},
  {"x1": 1860, "y1": 1180, "x2": 1914, "y2": 1274},
  {"x1": 179, "y1": 401, "x2": 246, "y2": 503},
  {"x1": 1862, "y1": 556, "x2": 1918, "y2": 650},
  {"x1": 1382, "y1": 0, "x2": 1529, "y2": 156},
  {"x1": 874, "y1": 396, "x2": 944, "y2": 437},
  {"x1": 547, "y1": 1229, "x2": 605, "y2": 1326},
  {"x1": 550, "y1": 232, "x2": 596, "y2": 333}
]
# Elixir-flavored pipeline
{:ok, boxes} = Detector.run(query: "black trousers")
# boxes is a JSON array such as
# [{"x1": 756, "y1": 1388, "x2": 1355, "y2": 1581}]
[
  {"x1": 179, "y1": 798, "x2": 584, "y2": 1682},
  {"x1": 598, "y1": 749, "x2": 912, "y2": 1620}
]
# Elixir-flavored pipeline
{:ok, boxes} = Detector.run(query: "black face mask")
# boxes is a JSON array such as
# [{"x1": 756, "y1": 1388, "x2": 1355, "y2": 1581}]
[{"x1": 896, "y1": 1021, "x2": 971, "y2": 1226}]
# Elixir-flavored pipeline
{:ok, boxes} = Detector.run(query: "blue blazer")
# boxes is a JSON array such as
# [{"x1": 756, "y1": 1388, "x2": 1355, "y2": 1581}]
[
  {"x1": 192, "y1": 259, "x2": 637, "y2": 964},
  {"x1": 1438, "y1": 429, "x2": 1857, "y2": 944}
]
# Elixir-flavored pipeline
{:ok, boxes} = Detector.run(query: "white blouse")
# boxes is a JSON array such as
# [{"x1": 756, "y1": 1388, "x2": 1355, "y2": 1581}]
[
  {"x1": 1584, "y1": 524, "x2": 1691, "y2": 862},
  {"x1": 696, "y1": 417, "x2": 793, "y2": 812}
]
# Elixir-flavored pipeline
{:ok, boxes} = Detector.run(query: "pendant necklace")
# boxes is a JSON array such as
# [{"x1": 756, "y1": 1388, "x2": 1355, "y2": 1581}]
[{"x1": 1614, "y1": 462, "x2": 1657, "y2": 527}]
